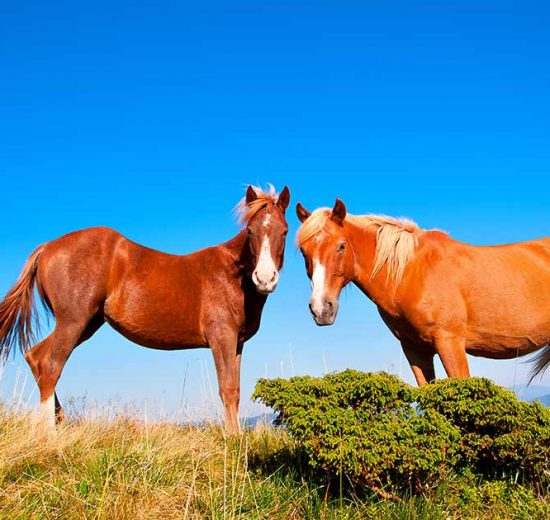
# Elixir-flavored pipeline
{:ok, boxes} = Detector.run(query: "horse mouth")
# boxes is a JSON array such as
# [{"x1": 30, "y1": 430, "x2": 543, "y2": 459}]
[
  {"x1": 254, "y1": 283, "x2": 277, "y2": 295},
  {"x1": 310, "y1": 309, "x2": 337, "y2": 326},
  {"x1": 313, "y1": 316, "x2": 336, "y2": 326},
  {"x1": 257, "y1": 288, "x2": 274, "y2": 295}
]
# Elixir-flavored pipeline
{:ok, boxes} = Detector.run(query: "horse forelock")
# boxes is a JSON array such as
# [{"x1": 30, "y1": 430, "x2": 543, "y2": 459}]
[
  {"x1": 296, "y1": 209, "x2": 332, "y2": 246},
  {"x1": 297, "y1": 209, "x2": 426, "y2": 285},
  {"x1": 235, "y1": 184, "x2": 280, "y2": 226}
]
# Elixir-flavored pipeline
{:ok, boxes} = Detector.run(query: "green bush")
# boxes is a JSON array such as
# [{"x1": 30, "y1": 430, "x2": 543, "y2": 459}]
[
  {"x1": 418, "y1": 377, "x2": 550, "y2": 487},
  {"x1": 253, "y1": 371, "x2": 550, "y2": 499}
]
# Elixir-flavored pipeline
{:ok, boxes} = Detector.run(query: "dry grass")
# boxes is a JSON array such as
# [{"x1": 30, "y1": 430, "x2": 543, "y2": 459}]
[
  {"x1": 0, "y1": 408, "x2": 283, "y2": 519},
  {"x1": 1, "y1": 405, "x2": 549, "y2": 520}
]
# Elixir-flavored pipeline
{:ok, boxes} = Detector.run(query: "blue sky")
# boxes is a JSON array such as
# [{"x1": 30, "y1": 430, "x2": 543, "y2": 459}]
[{"x1": 1, "y1": 1, "x2": 549, "y2": 418}]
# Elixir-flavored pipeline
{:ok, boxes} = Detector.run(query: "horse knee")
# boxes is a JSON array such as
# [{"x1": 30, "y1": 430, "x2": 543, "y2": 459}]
[{"x1": 220, "y1": 387, "x2": 240, "y2": 406}]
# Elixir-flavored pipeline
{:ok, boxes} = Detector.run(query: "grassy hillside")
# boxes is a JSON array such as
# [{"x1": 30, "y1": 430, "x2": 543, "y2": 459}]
[{"x1": 1, "y1": 407, "x2": 548, "y2": 519}]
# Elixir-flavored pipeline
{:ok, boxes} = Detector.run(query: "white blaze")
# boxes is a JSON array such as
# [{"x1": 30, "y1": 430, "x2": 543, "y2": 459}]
[
  {"x1": 254, "y1": 234, "x2": 277, "y2": 285},
  {"x1": 310, "y1": 260, "x2": 326, "y2": 314}
]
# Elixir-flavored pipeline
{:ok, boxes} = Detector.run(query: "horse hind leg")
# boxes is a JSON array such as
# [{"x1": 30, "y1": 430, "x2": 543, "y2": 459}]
[
  {"x1": 25, "y1": 328, "x2": 77, "y2": 430},
  {"x1": 401, "y1": 343, "x2": 436, "y2": 386},
  {"x1": 25, "y1": 314, "x2": 104, "y2": 428}
]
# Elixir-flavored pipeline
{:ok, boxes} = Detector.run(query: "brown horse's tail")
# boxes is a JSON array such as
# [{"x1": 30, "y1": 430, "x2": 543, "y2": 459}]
[
  {"x1": 530, "y1": 345, "x2": 550, "y2": 383},
  {"x1": 0, "y1": 246, "x2": 49, "y2": 364}
]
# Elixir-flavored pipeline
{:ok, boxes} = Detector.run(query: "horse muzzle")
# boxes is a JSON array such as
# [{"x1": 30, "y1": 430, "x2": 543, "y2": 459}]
[
  {"x1": 309, "y1": 298, "x2": 339, "y2": 326},
  {"x1": 252, "y1": 269, "x2": 279, "y2": 294}
]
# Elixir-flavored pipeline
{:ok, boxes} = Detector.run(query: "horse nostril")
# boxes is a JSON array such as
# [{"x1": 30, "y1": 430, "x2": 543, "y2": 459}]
[
  {"x1": 271, "y1": 272, "x2": 277, "y2": 283},
  {"x1": 325, "y1": 299, "x2": 333, "y2": 309}
]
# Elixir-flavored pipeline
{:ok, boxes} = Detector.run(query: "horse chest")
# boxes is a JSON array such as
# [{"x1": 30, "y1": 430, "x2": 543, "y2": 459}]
[{"x1": 202, "y1": 284, "x2": 266, "y2": 344}]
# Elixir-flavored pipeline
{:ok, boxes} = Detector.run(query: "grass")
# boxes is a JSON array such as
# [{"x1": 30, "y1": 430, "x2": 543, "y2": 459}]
[{"x1": 0, "y1": 406, "x2": 549, "y2": 519}]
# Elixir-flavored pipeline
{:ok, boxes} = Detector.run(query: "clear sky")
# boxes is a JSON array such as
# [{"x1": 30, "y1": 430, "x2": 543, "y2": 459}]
[{"x1": 1, "y1": 1, "x2": 549, "y2": 419}]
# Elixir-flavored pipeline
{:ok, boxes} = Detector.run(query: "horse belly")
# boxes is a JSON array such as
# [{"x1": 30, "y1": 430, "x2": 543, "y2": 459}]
[
  {"x1": 466, "y1": 336, "x2": 549, "y2": 359},
  {"x1": 104, "y1": 287, "x2": 206, "y2": 350},
  {"x1": 458, "y1": 250, "x2": 550, "y2": 358},
  {"x1": 465, "y1": 310, "x2": 550, "y2": 359}
]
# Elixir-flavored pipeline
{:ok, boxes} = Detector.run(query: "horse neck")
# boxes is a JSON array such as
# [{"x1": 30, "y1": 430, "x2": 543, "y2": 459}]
[
  {"x1": 345, "y1": 221, "x2": 401, "y2": 312},
  {"x1": 222, "y1": 230, "x2": 251, "y2": 270}
]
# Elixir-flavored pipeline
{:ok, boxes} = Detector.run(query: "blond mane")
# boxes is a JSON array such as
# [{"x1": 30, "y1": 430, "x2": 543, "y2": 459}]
[
  {"x1": 297, "y1": 209, "x2": 423, "y2": 284},
  {"x1": 235, "y1": 184, "x2": 279, "y2": 225}
]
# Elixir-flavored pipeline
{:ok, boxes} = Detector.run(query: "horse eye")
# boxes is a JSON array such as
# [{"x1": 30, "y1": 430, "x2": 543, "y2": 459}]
[{"x1": 337, "y1": 243, "x2": 346, "y2": 252}]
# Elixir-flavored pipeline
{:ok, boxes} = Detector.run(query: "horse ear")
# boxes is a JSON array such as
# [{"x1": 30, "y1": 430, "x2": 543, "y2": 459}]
[
  {"x1": 277, "y1": 186, "x2": 290, "y2": 211},
  {"x1": 296, "y1": 202, "x2": 311, "y2": 223},
  {"x1": 245, "y1": 185, "x2": 258, "y2": 206},
  {"x1": 331, "y1": 198, "x2": 346, "y2": 226}
]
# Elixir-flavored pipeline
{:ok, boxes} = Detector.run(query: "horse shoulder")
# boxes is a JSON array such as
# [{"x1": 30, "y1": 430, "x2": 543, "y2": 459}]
[
  {"x1": 401, "y1": 230, "x2": 462, "y2": 294},
  {"x1": 397, "y1": 233, "x2": 469, "y2": 332}
]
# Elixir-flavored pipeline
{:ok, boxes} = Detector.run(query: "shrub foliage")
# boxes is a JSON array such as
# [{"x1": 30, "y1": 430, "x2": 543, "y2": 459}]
[{"x1": 253, "y1": 371, "x2": 550, "y2": 498}]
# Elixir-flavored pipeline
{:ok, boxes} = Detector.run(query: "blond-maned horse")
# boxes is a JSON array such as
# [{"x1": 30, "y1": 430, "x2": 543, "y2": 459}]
[
  {"x1": 0, "y1": 185, "x2": 290, "y2": 433},
  {"x1": 296, "y1": 199, "x2": 550, "y2": 385}
]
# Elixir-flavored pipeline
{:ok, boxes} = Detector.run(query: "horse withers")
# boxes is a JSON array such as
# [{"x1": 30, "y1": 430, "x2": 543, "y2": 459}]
[
  {"x1": 0, "y1": 185, "x2": 290, "y2": 433},
  {"x1": 296, "y1": 198, "x2": 550, "y2": 385}
]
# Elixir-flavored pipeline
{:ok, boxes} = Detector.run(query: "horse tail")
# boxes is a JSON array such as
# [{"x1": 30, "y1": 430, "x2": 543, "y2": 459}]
[
  {"x1": 529, "y1": 344, "x2": 550, "y2": 383},
  {"x1": 0, "y1": 245, "x2": 49, "y2": 363}
]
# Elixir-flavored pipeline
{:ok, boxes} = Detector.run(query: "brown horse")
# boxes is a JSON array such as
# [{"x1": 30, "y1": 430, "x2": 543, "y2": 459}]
[
  {"x1": 0, "y1": 185, "x2": 290, "y2": 433},
  {"x1": 296, "y1": 199, "x2": 550, "y2": 386}
]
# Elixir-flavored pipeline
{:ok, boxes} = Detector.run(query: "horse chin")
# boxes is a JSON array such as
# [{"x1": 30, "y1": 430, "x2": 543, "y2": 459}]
[
  {"x1": 313, "y1": 313, "x2": 337, "y2": 327},
  {"x1": 254, "y1": 283, "x2": 277, "y2": 295},
  {"x1": 257, "y1": 288, "x2": 273, "y2": 295}
]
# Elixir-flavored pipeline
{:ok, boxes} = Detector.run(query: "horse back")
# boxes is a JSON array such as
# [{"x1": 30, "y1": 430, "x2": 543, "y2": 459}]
[{"x1": 398, "y1": 233, "x2": 550, "y2": 350}]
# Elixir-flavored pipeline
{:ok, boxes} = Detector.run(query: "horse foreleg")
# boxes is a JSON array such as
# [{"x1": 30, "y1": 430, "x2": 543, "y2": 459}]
[
  {"x1": 401, "y1": 343, "x2": 435, "y2": 386},
  {"x1": 211, "y1": 335, "x2": 243, "y2": 434},
  {"x1": 433, "y1": 332, "x2": 470, "y2": 379}
]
